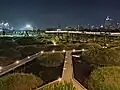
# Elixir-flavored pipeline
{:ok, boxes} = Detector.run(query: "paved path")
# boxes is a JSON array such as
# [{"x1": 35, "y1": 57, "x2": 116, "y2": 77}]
[
  {"x1": 62, "y1": 51, "x2": 87, "y2": 90},
  {"x1": 0, "y1": 50, "x2": 85, "y2": 77}
]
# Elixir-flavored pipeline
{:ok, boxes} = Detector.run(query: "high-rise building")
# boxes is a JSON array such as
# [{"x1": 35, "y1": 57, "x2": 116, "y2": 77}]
[
  {"x1": 0, "y1": 21, "x2": 13, "y2": 32},
  {"x1": 104, "y1": 16, "x2": 113, "y2": 29},
  {"x1": 104, "y1": 16, "x2": 117, "y2": 30}
]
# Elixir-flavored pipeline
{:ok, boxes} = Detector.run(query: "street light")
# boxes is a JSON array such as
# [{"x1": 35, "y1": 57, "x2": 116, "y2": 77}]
[
  {"x1": 63, "y1": 68, "x2": 66, "y2": 70},
  {"x1": 41, "y1": 51, "x2": 44, "y2": 54},
  {"x1": 27, "y1": 56, "x2": 30, "y2": 59},
  {"x1": 53, "y1": 41, "x2": 56, "y2": 46},
  {"x1": 81, "y1": 49, "x2": 85, "y2": 52},
  {"x1": 58, "y1": 78, "x2": 62, "y2": 82},
  {"x1": 0, "y1": 66, "x2": 2, "y2": 70},
  {"x1": 63, "y1": 50, "x2": 66, "y2": 53},
  {"x1": 73, "y1": 49, "x2": 76, "y2": 52},
  {"x1": 52, "y1": 50, "x2": 55, "y2": 53},
  {"x1": 15, "y1": 60, "x2": 20, "y2": 64},
  {"x1": 65, "y1": 61, "x2": 67, "y2": 63}
]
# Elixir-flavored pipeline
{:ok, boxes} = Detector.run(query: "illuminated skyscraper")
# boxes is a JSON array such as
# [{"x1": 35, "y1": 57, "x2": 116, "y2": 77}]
[
  {"x1": 104, "y1": 16, "x2": 113, "y2": 29},
  {"x1": 0, "y1": 21, "x2": 13, "y2": 31},
  {"x1": 104, "y1": 16, "x2": 116, "y2": 30}
]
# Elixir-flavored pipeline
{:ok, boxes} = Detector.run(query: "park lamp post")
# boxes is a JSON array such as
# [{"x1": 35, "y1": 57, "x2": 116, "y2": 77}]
[
  {"x1": 73, "y1": 49, "x2": 76, "y2": 52},
  {"x1": 15, "y1": 60, "x2": 20, "y2": 64},
  {"x1": 58, "y1": 78, "x2": 62, "y2": 82},
  {"x1": 41, "y1": 51, "x2": 44, "y2": 54},
  {"x1": 0, "y1": 66, "x2": 3, "y2": 72},
  {"x1": 63, "y1": 50, "x2": 66, "y2": 53},
  {"x1": 52, "y1": 50, "x2": 55, "y2": 53}
]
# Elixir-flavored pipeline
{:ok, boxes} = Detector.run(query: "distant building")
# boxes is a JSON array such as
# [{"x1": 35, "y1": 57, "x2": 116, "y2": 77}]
[
  {"x1": 0, "y1": 21, "x2": 14, "y2": 32},
  {"x1": 104, "y1": 16, "x2": 116, "y2": 30},
  {"x1": 24, "y1": 24, "x2": 33, "y2": 31}
]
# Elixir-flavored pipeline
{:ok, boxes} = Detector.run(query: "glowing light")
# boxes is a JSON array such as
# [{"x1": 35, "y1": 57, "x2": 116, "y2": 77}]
[
  {"x1": 41, "y1": 51, "x2": 44, "y2": 54},
  {"x1": 63, "y1": 68, "x2": 66, "y2": 70},
  {"x1": 53, "y1": 41, "x2": 56, "y2": 46},
  {"x1": 15, "y1": 61, "x2": 20, "y2": 64},
  {"x1": 81, "y1": 49, "x2": 85, "y2": 52},
  {"x1": 63, "y1": 50, "x2": 66, "y2": 52},
  {"x1": 102, "y1": 46, "x2": 107, "y2": 48},
  {"x1": 100, "y1": 25, "x2": 104, "y2": 28},
  {"x1": 52, "y1": 50, "x2": 55, "y2": 53},
  {"x1": 0, "y1": 66, "x2": 3, "y2": 70},
  {"x1": 73, "y1": 49, "x2": 76, "y2": 52},
  {"x1": 58, "y1": 78, "x2": 62, "y2": 81},
  {"x1": 26, "y1": 24, "x2": 31, "y2": 28},
  {"x1": 27, "y1": 56, "x2": 30, "y2": 59}
]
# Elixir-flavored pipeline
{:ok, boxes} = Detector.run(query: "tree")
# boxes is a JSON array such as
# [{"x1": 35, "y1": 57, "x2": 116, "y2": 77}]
[
  {"x1": 87, "y1": 66, "x2": 120, "y2": 90},
  {"x1": 81, "y1": 47, "x2": 120, "y2": 68},
  {"x1": 0, "y1": 73, "x2": 43, "y2": 90},
  {"x1": 38, "y1": 81, "x2": 76, "y2": 90},
  {"x1": 37, "y1": 53, "x2": 64, "y2": 67}
]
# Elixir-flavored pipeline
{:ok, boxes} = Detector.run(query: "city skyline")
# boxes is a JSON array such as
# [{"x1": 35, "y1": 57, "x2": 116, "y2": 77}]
[{"x1": 0, "y1": 0, "x2": 120, "y2": 29}]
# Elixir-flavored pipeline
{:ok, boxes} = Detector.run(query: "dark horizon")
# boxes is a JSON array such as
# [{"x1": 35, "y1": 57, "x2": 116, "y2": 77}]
[{"x1": 0, "y1": 0, "x2": 120, "y2": 29}]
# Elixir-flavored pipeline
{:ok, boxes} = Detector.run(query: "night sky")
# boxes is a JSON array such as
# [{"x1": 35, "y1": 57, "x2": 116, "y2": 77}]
[{"x1": 0, "y1": 0, "x2": 120, "y2": 29}]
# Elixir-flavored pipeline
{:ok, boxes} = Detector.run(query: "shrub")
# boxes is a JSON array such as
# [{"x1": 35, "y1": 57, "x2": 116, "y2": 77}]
[
  {"x1": 0, "y1": 40, "x2": 18, "y2": 49},
  {"x1": 15, "y1": 37, "x2": 39, "y2": 45},
  {"x1": 20, "y1": 46, "x2": 40, "y2": 57},
  {"x1": 37, "y1": 53, "x2": 64, "y2": 67},
  {"x1": 81, "y1": 47, "x2": 120, "y2": 68},
  {"x1": 78, "y1": 43, "x2": 102, "y2": 50},
  {"x1": 37, "y1": 81, "x2": 76, "y2": 90},
  {"x1": 0, "y1": 73, "x2": 43, "y2": 90},
  {"x1": 0, "y1": 48, "x2": 22, "y2": 66},
  {"x1": 0, "y1": 48, "x2": 21, "y2": 59},
  {"x1": 87, "y1": 66, "x2": 120, "y2": 90}
]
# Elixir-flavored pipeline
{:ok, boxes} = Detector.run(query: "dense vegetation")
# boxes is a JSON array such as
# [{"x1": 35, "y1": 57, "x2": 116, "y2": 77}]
[
  {"x1": 19, "y1": 46, "x2": 41, "y2": 57},
  {"x1": 37, "y1": 81, "x2": 76, "y2": 90},
  {"x1": 0, "y1": 40, "x2": 18, "y2": 49},
  {"x1": 0, "y1": 73, "x2": 43, "y2": 90},
  {"x1": 15, "y1": 37, "x2": 39, "y2": 45},
  {"x1": 87, "y1": 66, "x2": 120, "y2": 90},
  {"x1": 37, "y1": 53, "x2": 64, "y2": 67},
  {"x1": 81, "y1": 47, "x2": 120, "y2": 68},
  {"x1": 0, "y1": 48, "x2": 21, "y2": 66}
]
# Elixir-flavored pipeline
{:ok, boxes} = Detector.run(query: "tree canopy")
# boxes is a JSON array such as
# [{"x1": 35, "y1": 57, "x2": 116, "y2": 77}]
[
  {"x1": 0, "y1": 73, "x2": 43, "y2": 90},
  {"x1": 87, "y1": 66, "x2": 120, "y2": 90}
]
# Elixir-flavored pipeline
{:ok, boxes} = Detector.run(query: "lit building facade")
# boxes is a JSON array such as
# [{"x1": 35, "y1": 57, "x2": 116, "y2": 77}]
[{"x1": 0, "y1": 21, "x2": 13, "y2": 32}]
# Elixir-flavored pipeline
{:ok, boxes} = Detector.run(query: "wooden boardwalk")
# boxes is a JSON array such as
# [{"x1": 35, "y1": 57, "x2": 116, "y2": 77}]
[{"x1": 62, "y1": 51, "x2": 87, "y2": 90}]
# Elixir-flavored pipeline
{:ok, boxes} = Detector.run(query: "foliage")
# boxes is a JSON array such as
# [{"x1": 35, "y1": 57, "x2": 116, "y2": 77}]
[
  {"x1": 0, "y1": 48, "x2": 21, "y2": 59},
  {"x1": 37, "y1": 53, "x2": 64, "y2": 67},
  {"x1": 0, "y1": 48, "x2": 22, "y2": 66},
  {"x1": 78, "y1": 43, "x2": 102, "y2": 50},
  {"x1": 81, "y1": 47, "x2": 120, "y2": 68},
  {"x1": 37, "y1": 81, "x2": 76, "y2": 90},
  {"x1": 15, "y1": 37, "x2": 39, "y2": 45},
  {"x1": 0, "y1": 73, "x2": 43, "y2": 90},
  {"x1": 39, "y1": 67, "x2": 62, "y2": 83},
  {"x1": 19, "y1": 46, "x2": 40, "y2": 57},
  {"x1": 0, "y1": 40, "x2": 18, "y2": 49},
  {"x1": 87, "y1": 66, "x2": 120, "y2": 90}
]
